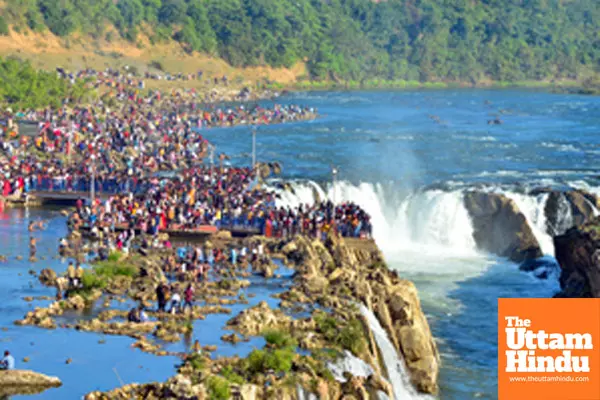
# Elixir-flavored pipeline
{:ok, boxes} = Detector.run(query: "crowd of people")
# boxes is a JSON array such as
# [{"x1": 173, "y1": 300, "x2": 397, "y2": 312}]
[{"x1": 0, "y1": 67, "x2": 370, "y2": 243}]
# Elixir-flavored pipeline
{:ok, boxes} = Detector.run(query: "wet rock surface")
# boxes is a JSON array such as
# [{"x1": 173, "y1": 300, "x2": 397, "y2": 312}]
[
  {"x1": 464, "y1": 191, "x2": 543, "y2": 262},
  {"x1": 554, "y1": 218, "x2": 600, "y2": 297}
]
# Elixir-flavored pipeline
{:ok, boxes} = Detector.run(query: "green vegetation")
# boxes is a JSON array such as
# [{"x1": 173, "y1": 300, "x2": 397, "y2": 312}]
[
  {"x1": 315, "y1": 312, "x2": 367, "y2": 356},
  {"x1": 68, "y1": 257, "x2": 138, "y2": 299},
  {"x1": 263, "y1": 329, "x2": 298, "y2": 349},
  {"x1": 206, "y1": 375, "x2": 231, "y2": 400},
  {"x1": 219, "y1": 365, "x2": 245, "y2": 385},
  {"x1": 0, "y1": 15, "x2": 8, "y2": 36},
  {"x1": 0, "y1": 57, "x2": 91, "y2": 109},
  {"x1": 0, "y1": 0, "x2": 598, "y2": 83},
  {"x1": 243, "y1": 330, "x2": 297, "y2": 375},
  {"x1": 187, "y1": 353, "x2": 207, "y2": 371},
  {"x1": 93, "y1": 259, "x2": 138, "y2": 278}
]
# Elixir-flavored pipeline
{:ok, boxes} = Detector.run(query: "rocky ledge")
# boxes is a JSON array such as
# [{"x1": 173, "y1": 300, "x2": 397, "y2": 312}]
[
  {"x1": 20, "y1": 233, "x2": 439, "y2": 399},
  {"x1": 463, "y1": 189, "x2": 599, "y2": 265},
  {"x1": 0, "y1": 370, "x2": 62, "y2": 397},
  {"x1": 554, "y1": 217, "x2": 600, "y2": 298}
]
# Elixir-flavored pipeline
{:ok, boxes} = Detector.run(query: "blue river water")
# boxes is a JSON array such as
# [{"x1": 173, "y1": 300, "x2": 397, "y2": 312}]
[{"x1": 0, "y1": 90, "x2": 598, "y2": 399}]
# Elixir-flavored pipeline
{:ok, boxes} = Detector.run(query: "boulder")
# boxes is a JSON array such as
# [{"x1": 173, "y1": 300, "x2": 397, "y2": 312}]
[
  {"x1": 554, "y1": 220, "x2": 600, "y2": 297},
  {"x1": 38, "y1": 269, "x2": 57, "y2": 287},
  {"x1": 464, "y1": 191, "x2": 542, "y2": 262},
  {"x1": 545, "y1": 190, "x2": 598, "y2": 236},
  {"x1": 226, "y1": 301, "x2": 291, "y2": 336}
]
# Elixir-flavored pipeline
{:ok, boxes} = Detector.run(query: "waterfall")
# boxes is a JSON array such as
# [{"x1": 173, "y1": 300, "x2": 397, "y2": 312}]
[
  {"x1": 500, "y1": 191, "x2": 555, "y2": 256},
  {"x1": 359, "y1": 304, "x2": 431, "y2": 400},
  {"x1": 327, "y1": 350, "x2": 375, "y2": 382},
  {"x1": 269, "y1": 180, "x2": 478, "y2": 258},
  {"x1": 554, "y1": 193, "x2": 574, "y2": 235}
]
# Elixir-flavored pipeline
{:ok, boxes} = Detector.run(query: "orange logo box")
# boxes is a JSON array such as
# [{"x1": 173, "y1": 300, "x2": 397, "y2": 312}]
[{"x1": 498, "y1": 298, "x2": 600, "y2": 400}]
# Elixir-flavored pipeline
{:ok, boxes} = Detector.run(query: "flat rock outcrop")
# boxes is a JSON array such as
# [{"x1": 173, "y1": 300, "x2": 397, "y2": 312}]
[
  {"x1": 554, "y1": 218, "x2": 600, "y2": 297},
  {"x1": 0, "y1": 370, "x2": 61, "y2": 397},
  {"x1": 464, "y1": 191, "x2": 542, "y2": 262}
]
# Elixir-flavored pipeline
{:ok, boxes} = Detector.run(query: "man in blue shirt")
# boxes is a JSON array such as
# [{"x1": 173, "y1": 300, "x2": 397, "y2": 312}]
[{"x1": 1, "y1": 350, "x2": 15, "y2": 370}]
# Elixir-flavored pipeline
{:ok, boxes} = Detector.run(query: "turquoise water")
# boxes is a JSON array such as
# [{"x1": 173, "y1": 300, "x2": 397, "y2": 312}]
[{"x1": 1, "y1": 90, "x2": 599, "y2": 399}]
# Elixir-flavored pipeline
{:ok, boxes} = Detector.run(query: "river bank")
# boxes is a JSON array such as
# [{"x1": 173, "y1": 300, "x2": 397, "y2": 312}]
[{"x1": 264, "y1": 79, "x2": 588, "y2": 94}]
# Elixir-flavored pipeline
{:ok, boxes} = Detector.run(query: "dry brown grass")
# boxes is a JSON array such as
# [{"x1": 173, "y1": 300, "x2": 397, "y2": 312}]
[{"x1": 0, "y1": 28, "x2": 308, "y2": 89}]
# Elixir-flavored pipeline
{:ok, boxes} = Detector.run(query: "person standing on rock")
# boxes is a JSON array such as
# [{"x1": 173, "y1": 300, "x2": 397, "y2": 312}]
[
  {"x1": 0, "y1": 350, "x2": 15, "y2": 370},
  {"x1": 75, "y1": 263, "x2": 84, "y2": 288},
  {"x1": 67, "y1": 262, "x2": 76, "y2": 288},
  {"x1": 170, "y1": 289, "x2": 181, "y2": 315},
  {"x1": 156, "y1": 283, "x2": 167, "y2": 312},
  {"x1": 183, "y1": 284, "x2": 194, "y2": 312}
]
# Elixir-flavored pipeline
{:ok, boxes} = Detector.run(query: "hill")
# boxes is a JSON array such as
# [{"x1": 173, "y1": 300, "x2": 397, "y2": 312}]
[{"x1": 0, "y1": 0, "x2": 598, "y2": 84}]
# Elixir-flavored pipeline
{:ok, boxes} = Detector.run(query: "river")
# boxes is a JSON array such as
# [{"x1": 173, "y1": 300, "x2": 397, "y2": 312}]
[{"x1": 1, "y1": 89, "x2": 599, "y2": 399}]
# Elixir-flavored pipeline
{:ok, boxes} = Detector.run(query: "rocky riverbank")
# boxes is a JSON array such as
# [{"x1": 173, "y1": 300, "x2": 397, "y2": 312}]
[{"x1": 17, "y1": 232, "x2": 439, "y2": 399}]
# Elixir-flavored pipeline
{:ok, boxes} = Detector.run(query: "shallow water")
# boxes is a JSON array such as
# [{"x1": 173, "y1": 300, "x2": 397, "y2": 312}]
[{"x1": 2, "y1": 90, "x2": 599, "y2": 399}]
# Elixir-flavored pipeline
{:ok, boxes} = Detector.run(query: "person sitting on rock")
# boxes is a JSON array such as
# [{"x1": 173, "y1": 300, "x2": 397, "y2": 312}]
[
  {"x1": 0, "y1": 350, "x2": 15, "y2": 370},
  {"x1": 169, "y1": 290, "x2": 181, "y2": 315},
  {"x1": 139, "y1": 306, "x2": 149, "y2": 323},
  {"x1": 127, "y1": 307, "x2": 141, "y2": 323}
]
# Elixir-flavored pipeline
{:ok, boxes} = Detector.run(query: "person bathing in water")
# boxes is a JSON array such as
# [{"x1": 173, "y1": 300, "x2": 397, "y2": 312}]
[{"x1": 29, "y1": 236, "x2": 37, "y2": 261}]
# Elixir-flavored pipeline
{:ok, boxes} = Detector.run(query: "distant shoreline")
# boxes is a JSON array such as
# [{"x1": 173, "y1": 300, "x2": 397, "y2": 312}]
[{"x1": 266, "y1": 79, "x2": 599, "y2": 95}]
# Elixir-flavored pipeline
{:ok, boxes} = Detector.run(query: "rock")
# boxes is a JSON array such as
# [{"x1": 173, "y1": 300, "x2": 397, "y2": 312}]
[
  {"x1": 239, "y1": 384, "x2": 261, "y2": 400},
  {"x1": 464, "y1": 191, "x2": 542, "y2": 262},
  {"x1": 65, "y1": 295, "x2": 86, "y2": 310},
  {"x1": 38, "y1": 269, "x2": 57, "y2": 287},
  {"x1": 226, "y1": 301, "x2": 291, "y2": 336},
  {"x1": 0, "y1": 370, "x2": 62, "y2": 397},
  {"x1": 221, "y1": 332, "x2": 243, "y2": 344},
  {"x1": 254, "y1": 260, "x2": 275, "y2": 278},
  {"x1": 545, "y1": 190, "x2": 598, "y2": 236},
  {"x1": 214, "y1": 230, "x2": 232, "y2": 240},
  {"x1": 386, "y1": 281, "x2": 439, "y2": 394},
  {"x1": 554, "y1": 220, "x2": 600, "y2": 297}
]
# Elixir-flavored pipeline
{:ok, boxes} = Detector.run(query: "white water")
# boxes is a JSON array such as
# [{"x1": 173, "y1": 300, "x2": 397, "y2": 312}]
[
  {"x1": 554, "y1": 193, "x2": 574, "y2": 236},
  {"x1": 499, "y1": 191, "x2": 555, "y2": 256},
  {"x1": 327, "y1": 350, "x2": 375, "y2": 382},
  {"x1": 359, "y1": 304, "x2": 429, "y2": 400},
  {"x1": 296, "y1": 385, "x2": 318, "y2": 400},
  {"x1": 271, "y1": 180, "x2": 478, "y2": 258},
  {"x1": 271, "y1": 179, "x2": 600, "y2": 260}
]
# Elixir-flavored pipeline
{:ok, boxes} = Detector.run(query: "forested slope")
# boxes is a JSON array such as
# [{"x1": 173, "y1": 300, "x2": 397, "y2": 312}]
[{"x1": 0, "y1": 0, "x2": 598, "y2": 83}]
